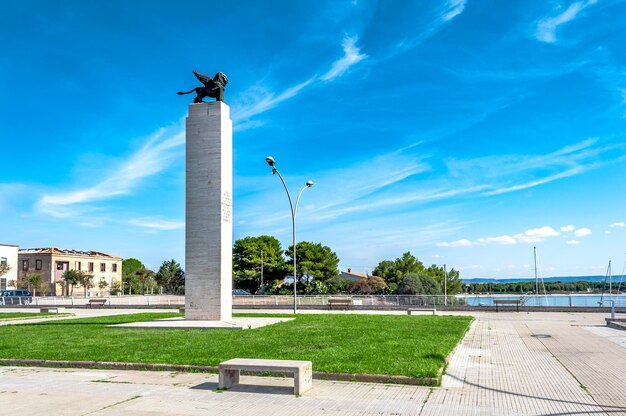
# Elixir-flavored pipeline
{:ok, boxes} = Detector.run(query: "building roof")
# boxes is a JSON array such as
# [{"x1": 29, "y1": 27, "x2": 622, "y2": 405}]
[
  {"x1": 340, "y1": 268, "x2": 381, "y2": 282},
  {"x1": 18, "y1": 247, "x2": 122, "y2": 260},
  {"x1": 0, "y1": 243, "x2": 19, "y2": 247}
]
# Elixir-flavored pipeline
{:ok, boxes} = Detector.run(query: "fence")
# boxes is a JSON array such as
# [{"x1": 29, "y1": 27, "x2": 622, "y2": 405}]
[{"x1": 1, "y1": 294, "x2": 625, "y2": 308}]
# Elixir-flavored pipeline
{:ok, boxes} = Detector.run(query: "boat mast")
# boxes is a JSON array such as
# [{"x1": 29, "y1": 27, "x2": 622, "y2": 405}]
[{"x1": 534, "y1": 246, "x2": 539, "y2": 301}]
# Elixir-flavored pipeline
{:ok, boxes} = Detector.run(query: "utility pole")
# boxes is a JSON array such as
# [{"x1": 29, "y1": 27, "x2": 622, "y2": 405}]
[
  {"x1": 260, "y1": 249, "x2": 264, "y2": 288},
  {"x1": 443, "y1": 264, "x2": 447, "y2": 306}
]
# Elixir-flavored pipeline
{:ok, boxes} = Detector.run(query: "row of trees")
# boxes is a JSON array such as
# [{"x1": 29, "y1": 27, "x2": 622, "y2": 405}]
[
  {"x1": 233, "y1": 236, "x2": 463, "y2": 296},
  {"x1": 467, "y1": 280, "x2": 619, "y2": 294},
  {"x1": 121, "y1": 259, "x2": 184, "y2": 295}
]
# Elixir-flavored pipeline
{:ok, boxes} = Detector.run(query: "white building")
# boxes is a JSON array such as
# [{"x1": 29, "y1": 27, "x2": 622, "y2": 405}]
[{"x1": 0, "y1": 244, "x2": 19, "y2": 290}]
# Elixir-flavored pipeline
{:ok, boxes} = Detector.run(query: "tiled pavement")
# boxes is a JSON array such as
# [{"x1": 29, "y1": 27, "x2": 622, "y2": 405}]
[{"x1": 0, "y1": 310, "x2": 624, "y2": 415}]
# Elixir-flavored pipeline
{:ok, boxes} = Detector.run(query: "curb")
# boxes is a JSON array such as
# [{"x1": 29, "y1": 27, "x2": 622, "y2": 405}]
[{"x1": 0, "y1": 359, "x2": 438, "y2": 386}]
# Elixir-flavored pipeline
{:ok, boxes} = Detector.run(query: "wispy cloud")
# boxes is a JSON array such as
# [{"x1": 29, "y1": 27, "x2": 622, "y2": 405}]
[
  {"x1": 233, "y1": 35, "x2": 366, "y2": 127},
  {"x1": 320, "y1": 36, "x2": 367, "y2": 81},
  {"x1": 561, "y1": 224, "x2": 575, "y2": 231},
  {"x1": 38, "y1": 126, "x2": 184, "y2": 216},
  {"x1": 128, "y1": 217, "x2": 184, "y2": 231},
  {"x1": 610, "y1": 221, "x2": 625, "y2": 228},
  {"x1": 443, "y1": 0, "x2": 467, "y2": 21},
  {"x1": 566, "y1": 240, "x2": 581, "y2": 245},
  {"x1": 535, "y1": 0, "x2": 598, "y2": 43}
]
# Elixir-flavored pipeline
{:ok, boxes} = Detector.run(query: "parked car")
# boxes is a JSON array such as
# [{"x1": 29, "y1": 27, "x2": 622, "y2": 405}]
[
  {"x1": 232, "y1": 289, "x2": 252, "y2": 296},
  {"x1": 0, "y1": 289, "x2": 33, "y2": 305}
]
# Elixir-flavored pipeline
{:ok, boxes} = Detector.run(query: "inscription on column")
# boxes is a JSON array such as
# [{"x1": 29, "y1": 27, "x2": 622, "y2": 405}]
[{"x1": 222, "y1": 191, "x2": 232, "y2": 223}]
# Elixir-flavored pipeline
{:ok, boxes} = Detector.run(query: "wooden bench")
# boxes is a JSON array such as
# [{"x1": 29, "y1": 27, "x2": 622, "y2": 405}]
[
  {"x1": 407, "y1": 307, "x2": 436, "y2": 315},
  {"x1": 218, "y1": 358, "x2": 312, "y2": 395},
  {"x1": 327, "y1": 298, "x2": 352, "y2": 309},
  {"x1": 494, "y1": 299, "x2": 521, "y2": 312},
  {"x1": 40, "y1": 307, "x2": 66, "y2": 313},
  {"x1": 87, "y1": 298, "x2": 107, "y2": 308}
]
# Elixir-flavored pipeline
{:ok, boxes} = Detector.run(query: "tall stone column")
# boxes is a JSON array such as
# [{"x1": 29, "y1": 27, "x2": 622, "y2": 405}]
[{"x1": 185, "y1": 101, "x2": 233, "y2": 321}]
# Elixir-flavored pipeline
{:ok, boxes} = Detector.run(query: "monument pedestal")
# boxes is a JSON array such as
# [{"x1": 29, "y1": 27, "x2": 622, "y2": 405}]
[{"x1": 185, "y1": 101, "x2": 233, "y2": 321}]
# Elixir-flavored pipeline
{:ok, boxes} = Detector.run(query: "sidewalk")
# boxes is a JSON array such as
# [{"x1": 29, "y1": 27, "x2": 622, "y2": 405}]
[{"x1": 0, "y1": 310, "x2": 624, "y2": 415}]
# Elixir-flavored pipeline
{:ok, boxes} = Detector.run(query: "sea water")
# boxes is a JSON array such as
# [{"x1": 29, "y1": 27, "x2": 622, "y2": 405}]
[{"x1": 457, "y1": 294, "x2": 626, "y2": 307}]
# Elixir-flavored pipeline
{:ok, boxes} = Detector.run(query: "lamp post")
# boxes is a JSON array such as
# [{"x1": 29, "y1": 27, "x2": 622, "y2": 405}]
[{"x1": 265, "y1": 156, "x2": 313, "y2": 314}]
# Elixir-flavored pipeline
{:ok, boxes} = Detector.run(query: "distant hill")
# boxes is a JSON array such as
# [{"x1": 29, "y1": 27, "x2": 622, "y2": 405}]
[{"x1": 462, "y1": 275, "x2": 623, "y2": 284}]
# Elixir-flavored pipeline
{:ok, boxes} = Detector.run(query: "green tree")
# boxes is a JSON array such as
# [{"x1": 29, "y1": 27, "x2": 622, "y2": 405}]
[
  {"x1": 26, "y1": 273, "x2": 43, "y2": 296},
  {"x1": 233, "y1": 235, "x2": 285, "y2": 293},
  {"x1": 135, "y1": 268, "x2": 155, "y2": 295},
  {"x1": 155, "y1": 260, "x2": 185, "y2": 294},
  {"x1": 373, "y1": 252, "x2": 425, "y2": 287},
  {"x1": 62, "y1": 269, "x2": 81, "y2": 296},
  {"x1": 285, "y1": 241, "x2": 340, "y2": 289},
  {"x1": 0, "y1": 263, "x2": 10, "y2": 279},
  {"x1": 398, "y1": 274, "x2": 423, "y2": 295},
  {"x1": 98, "y1": 279, "x2": 109, "y2": 290},
  {"x1": 122, "y1": 258, "x2": 145, "y2": 295},
  {"x1": 398, "y1": 273, "x2": 442, "y2": 295},
  {"x1": 77, "y1": 271, "x2": 94, "y2": 297}
]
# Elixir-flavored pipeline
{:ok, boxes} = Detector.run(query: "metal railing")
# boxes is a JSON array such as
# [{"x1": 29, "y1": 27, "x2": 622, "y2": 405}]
[{"x1": 1, "y1": 294, "x2": 625, "y2": 308}]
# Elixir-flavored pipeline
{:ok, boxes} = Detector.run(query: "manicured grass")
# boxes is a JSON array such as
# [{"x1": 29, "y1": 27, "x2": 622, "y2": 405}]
[
  {"x1": 0, "y1": 312, "x2": 55, "y2": 320},
  {"x1": 0, "y1": 313, "x2": 472, "y2": 379}
]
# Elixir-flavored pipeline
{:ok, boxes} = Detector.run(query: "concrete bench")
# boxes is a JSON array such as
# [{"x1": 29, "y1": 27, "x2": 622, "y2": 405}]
[
  {"x1": 179, "y1": 307, "x2": 185, "y2": 313},
  {"x1": 327, "y1": 298, "x2": 352, "y2": 309},
  {"x1": 407, "y1": 307, "x2": 436, "y2": 315},
  {"x1": 494, "y1": 299, "x2": 521, "y2": 312},
  {"x1": 218, "y1": 358, "x2": 312, "y2": 395},
  {"x1": 87, "y1": 298, "x2": 107, "y2": 308},
  {"x1": 40, "y1": 307, "x2": 66, "y2": 313}
]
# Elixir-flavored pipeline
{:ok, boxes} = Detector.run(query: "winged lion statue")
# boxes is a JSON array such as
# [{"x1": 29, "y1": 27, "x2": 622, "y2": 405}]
[{"x1": 178, "y1": 71, "x2": 228, "y2": 103}]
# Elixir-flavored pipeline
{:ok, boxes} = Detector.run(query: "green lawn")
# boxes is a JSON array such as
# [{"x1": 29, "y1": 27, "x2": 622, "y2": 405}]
[
  {"x1": 0, "y1": 312, "x2": 55, "y2": 320},
  {"x1": 0, "y1": 313, "x2": 472, "y2": 380}
]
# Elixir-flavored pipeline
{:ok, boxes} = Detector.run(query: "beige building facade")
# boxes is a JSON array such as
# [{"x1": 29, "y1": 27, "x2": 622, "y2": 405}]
[
  {"x1": 0, "y1": 244, "x2": 19, "y2": 290},
  {"x1": 17, "y1": 248, "x2": 123, "y2": 296}
]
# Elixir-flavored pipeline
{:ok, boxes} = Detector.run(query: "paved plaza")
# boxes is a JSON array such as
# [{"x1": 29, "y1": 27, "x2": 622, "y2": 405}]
[{"x1": 0, "y1": 309, "x2": 624, "y2": 415}]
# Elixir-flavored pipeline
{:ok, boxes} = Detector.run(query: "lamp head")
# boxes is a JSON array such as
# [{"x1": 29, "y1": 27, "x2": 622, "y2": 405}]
[
  {"x1": 306, "y1": 180, "x2": 314, "y2": 187},
  {"x1": 265, "y1": 156, "x2": 275, "y2": 167}
]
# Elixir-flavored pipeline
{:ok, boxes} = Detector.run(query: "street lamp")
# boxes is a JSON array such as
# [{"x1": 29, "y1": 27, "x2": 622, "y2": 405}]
[{"x1": 265, "y1": 156, "x2": 314, "y2": 314}]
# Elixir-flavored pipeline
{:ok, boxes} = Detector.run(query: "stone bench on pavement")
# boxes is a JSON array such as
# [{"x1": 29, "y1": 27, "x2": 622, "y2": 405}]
[
  {"x1": 407, "y1": 307, "x2": 436, "y2": 315},
  {"x1": 218, "y1": 358, "x2": 313, "y2": 395}
]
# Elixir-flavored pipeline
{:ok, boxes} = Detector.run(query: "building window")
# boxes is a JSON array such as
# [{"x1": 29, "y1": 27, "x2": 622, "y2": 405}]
[
  {"x1": 112, "y1": 264, "x2": 118, "y2": 273},
  {"x1": 0, "y1": 257, "x2": 6, "y2": 266},
  {"x1": 88, "y1": 262, "x2": 94, "y2": 272},
  {"x1": 35, "y1": 259, "x2": 42, "y2": 270},
  {"x1": 56, "y1": 262, "x2": 64, "y2": 271},
  {"x1": 0, "y1": 278, "x2": 6, "y2": 290},
  {"x1": 100, "y1": 263, "x2": 106, "y2": 272},
  {"x1": 22, "y1": 260, "x2": 29, "y2": 271},
  {"x1": 75, "y1": 261, "x2": 81, "y2": 271}
]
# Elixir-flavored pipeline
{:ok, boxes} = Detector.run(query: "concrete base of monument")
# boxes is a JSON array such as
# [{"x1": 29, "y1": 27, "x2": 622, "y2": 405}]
[{"x1": 110, "y1": 317, "x2": 293, "y2": 330}]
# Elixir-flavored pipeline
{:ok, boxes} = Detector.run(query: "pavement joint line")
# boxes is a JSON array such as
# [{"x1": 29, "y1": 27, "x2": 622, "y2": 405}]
[{"x1": 79, "y1": 394, "x2": 142, "y2": 416}]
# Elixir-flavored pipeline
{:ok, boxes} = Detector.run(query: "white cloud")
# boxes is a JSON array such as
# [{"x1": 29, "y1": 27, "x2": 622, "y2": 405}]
[
  {"x1": 39, "y1": 127, "x2": 184, "y2": 211},
  {"x1": 320, "y1": 36, "x2": 367, "y2": 81},
  {"x1": 535, "y1": 0, "x2": 598, "y2": 43},
  {"x1": 574, "y1": 227, "x2": 592, "y2": 237},
  {"x1": 560, "y1": 224, "x2": 575, "y2": 231},
  {"x1": 566, "y1": 240, "x2": 581, "y2": 245},
  {"x1": 610, "y1": 222, "x2": 625, "y2": 228},
  {"x1": 514, "y1": 226, "x2": 560, "y2": 243},
  {"x1": 436, "y1": 238, "x2": 473, "y2": 247},
  {"x1": 437, "y1": 225, "x2": 560, "y2": 247},
  {"x1": 442, "y1": 0, "x2": 466, "y2": 21},
  {"x1": 128, "y1": 217, "x2": 184, "y2": 231}
]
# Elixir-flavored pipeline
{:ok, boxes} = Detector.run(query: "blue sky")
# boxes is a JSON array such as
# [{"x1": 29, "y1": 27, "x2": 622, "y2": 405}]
[{"x1": 1, "y1": 0, "x2": 625, "y2": 279}]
